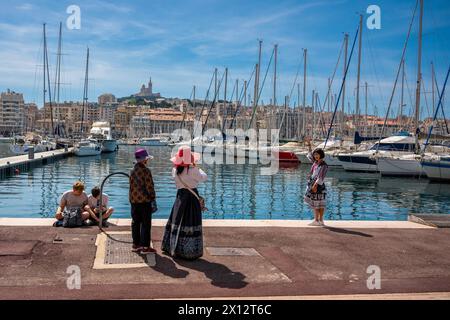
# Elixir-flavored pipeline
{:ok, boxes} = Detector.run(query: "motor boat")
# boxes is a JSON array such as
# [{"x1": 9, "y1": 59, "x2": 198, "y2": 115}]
[
  {"x1": 74, "y1": 139, "x2": 102, "y2": 157},
  {"x1": 89, "y1": 122, "x2": 118, "y2": 153},
  {"x1": 9, "y1": 134, "x2": 56, "y2": 155},
  {"x1": 139, "y1": 134, "x2": 170, "y2": 146},
  {"x1": 337, "y1": 133, "x2": 418, "y2": 173}
]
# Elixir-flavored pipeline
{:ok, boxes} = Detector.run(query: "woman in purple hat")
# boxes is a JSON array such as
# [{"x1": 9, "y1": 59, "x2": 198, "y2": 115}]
[
  {"x1": 161, "y1": 146, "x2": 207, "y2": 260},
  {"x1": 129, "y1": 148, "x2": 157, "y2": 254}
]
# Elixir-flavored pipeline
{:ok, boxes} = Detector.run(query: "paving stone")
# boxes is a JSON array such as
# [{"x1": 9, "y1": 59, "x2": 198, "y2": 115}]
[
  {"x1": 206, "y1": 247, "x2": 260, "y2": 256},
  {"x1": 0, "y1": 241, "x2": 38, "y2": 256}
]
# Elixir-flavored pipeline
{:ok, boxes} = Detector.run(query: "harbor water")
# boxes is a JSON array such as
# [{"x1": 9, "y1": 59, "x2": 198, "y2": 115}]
[{"x1": 0, "y1": 145, "x2": 449, "y2": 220}]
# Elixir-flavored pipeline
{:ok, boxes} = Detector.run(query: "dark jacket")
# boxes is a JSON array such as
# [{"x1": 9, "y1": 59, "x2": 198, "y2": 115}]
[{"x1": 129, "y1": 162, "x2": 156, "y2": 204}]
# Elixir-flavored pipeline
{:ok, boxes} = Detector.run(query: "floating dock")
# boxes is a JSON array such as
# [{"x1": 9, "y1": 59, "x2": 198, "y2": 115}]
[{"x1": 0, "y1": 148, "x2": 73, "y2": 179}]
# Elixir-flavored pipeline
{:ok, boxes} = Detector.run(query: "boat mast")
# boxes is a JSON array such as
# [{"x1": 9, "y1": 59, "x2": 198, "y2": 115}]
[
  {"x1": 297, "y1": 83, "x2": 300, "y2": 139},
  {"x1": 414, "y1": 0, "x2": 423, "y2": 150},
  {"x1": 273, "y1": 44, "x2": 278, "y2": 108},
  {"x1": 302, "y1": 48, "x2": 307, "y2": 139},
  {"x1": 253, "y1": 40, "x2": 262, "y2": 130},
  {"x1": 223, "y1": 67, "x2": 228, "y2": 132},
  {"x1": 431, "y1": 62, "x2": 435, "y2": 116},
  {"x1": 365, "y1": 81, "x2": 368, "y2": 129},
  {"x1": 54, "y1": 22, "x2": 63, "y2": 137},
  {"x1": 400, "y1": 59, "x2": 405, "y2": 129},
  {"x1": 43, "y1": 24, "x2": 46, "y2": 134},
  {"x1": 43, "y1": 23, "x2": 54, "y2": 136},
  {"x1": 214, "y1": 68, "x2": 218, "y2": 128},
  {"x1": 341, "y1": 33, "x2": 348, "y2": 137},
  {"x1": 81, "y1": 47, "x2": 89, "y2": 136},
  {"x1": 355, "y1": 14, "x2": 363, "y2": 131}
]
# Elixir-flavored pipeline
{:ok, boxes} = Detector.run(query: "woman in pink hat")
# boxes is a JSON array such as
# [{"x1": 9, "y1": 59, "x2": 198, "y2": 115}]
[{"x1": 161, "y1": 146, "x2": 207, "y2": 260}]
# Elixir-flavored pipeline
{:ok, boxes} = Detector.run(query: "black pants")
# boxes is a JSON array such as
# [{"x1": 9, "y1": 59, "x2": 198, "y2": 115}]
[{"x1": 131, "y1": 203, "x2": 152, "y2": 247}]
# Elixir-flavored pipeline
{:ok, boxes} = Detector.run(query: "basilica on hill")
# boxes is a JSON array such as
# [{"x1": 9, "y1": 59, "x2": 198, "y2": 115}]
[{"x1": 133, "y1": 77, "x2": 161, "y2": 98}]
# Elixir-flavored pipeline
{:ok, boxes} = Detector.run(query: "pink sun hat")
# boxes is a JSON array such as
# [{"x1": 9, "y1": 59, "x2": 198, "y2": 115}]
[{"x1": 170, "y1": 145, "x2": 201, "y2": 167}]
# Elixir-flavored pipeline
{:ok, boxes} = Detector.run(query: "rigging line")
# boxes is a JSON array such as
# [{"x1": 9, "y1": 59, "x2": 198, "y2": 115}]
[
  {"x1": 365, "y1": 27, "x2": 388, "y2": 114},
  {"x1": 202, "y1": 69, "x2": 226, "y2": 135},
  {"x1": 375, "y1": 0, "x2": 419, "y2": 154},
  {"x1": 421, "y1": 78, "x2": 431, "y2": 120},
  {"x1": 32, "y1": 35, "x2": 44, "y2": 105},
  {"x1": 313, "y1": 40, "x2": 346, "y2": 140},
  {"x1": 221, "y1": 75, "x2": 237, "y2": 133},
  {"x1": 320, "y1": 39, "x2": 345, "y2": 116},
  {"x1": 195, "y1": 70, "x2": 215, "y2": 134},
  {"x1": 433, "y1": 72, "x2": 450, "y2": 134},
  {"x1": 403, "y1": 66, "x2": 416, "y2": 130},
  {"x1": 180, "y1": 86, "x2": 195, "y2": 130},
  {"x1": 229, "y1": 68, "x2": 256, "y2": 130},
  {"x1": 287, "y1": 50, "x2": 304, "y2": 103},
  {"x1": 324, "y1": 25, "x2": 360, "y2": 148},
  {"x1": 248, "y1": 47, "x2": 275, "y2": 130},
  {"x1": 279, "y1": 48, "x2": 304, "y2": 134},
  {"x1": 423, "y1": 65, "x2": 450, "y2": 152}
]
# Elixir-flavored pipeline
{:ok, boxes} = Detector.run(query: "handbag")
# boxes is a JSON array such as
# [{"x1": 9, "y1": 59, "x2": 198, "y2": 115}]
[
  {"x1": 307, "y1": 176, "x2": 325, "y2": 194},
  {"x1": 62, "y1": 208, "x2": 83, "y2": 228},
  {"x1": 178, "y1": 175, "x2": 208, "y2": 211}
]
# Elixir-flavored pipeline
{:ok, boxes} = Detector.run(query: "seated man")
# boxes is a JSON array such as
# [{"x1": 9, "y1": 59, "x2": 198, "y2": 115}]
[
  {"x1": 85, "y1": 186, "x2": 114, "y2": 227},
  {"x1": 55, "y1": 181, "x2": 90, "y2": 226}
]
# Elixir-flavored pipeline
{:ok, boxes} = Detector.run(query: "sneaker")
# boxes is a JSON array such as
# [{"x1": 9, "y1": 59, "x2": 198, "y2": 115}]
[
  {"x1": 319, "y1": 220, "x2": 326, "y2": 227},
  {"x1": 101, "y1": 220, "x2": 109, "y2": 228},
  {"x1": 52, "y1": 220, "x2": 63, "y2": 227},
  {"x1": 308, "y1": 221, "x2": 321, "y2": 226},
  {"x1": 132, "y1": 245, "x2": 143, "y2": 253},
  {"x1": 140, "y1": 247, "x2": 157, "y2": 254}
]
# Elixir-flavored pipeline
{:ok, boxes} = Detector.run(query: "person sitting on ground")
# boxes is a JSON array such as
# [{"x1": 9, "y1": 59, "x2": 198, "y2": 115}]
[
  {"x1": 54, "y1": 181, "x2": 90, "y2": 226},
  {"x1": 85, "y1": 186, "x2": 114, "y2": 227}
]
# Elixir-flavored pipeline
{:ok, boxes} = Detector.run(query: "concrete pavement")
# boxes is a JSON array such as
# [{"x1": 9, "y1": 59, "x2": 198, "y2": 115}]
[{"x1": 0, "y1": 219, "x2": 449, "y2": 300}]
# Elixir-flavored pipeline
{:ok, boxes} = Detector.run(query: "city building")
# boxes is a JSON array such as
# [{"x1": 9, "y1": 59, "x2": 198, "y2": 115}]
[
  {"x1": 130, "y1": 107, "x2": 194, "y2": 137},
  {"x1": 23, "y1": 103, "x2": 38, "y2": 133},
  {"x1": 98, "y1": 93, "x2": 117, "y2": 105},
  {"x1": 0, "y1": 89, "x2": 25, "y2": 135}
]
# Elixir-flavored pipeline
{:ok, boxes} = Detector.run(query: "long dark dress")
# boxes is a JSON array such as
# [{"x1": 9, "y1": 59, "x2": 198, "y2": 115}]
[{"x1": 161, "y1": 188, "x2": 203, "y2": 260}]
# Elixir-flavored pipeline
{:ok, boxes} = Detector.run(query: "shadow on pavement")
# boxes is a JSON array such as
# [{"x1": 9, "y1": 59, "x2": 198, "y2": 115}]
[
  {"x1": 323, "y1": 226, "x2": 373, "y2": 238},
  {"x1": 175, "y1": 258, "x2": 249, "y2": 289},
  {"x1": 153, "y1": 254, "x2": 190, "y2": 278}
]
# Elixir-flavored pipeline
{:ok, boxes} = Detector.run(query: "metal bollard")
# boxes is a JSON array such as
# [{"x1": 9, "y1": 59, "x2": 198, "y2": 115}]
[{"x1": 28, "y1": 146, "x2": 35, "y2": 160}]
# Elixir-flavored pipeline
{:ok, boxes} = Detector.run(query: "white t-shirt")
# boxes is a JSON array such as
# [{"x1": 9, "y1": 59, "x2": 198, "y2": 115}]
[
  {"x1": 87, "y1": 193, "x2": 109, "y2": 209},
  {"x1": 60, "y1": 190, "x2": 88, "y2": 210},
  {"x1": 172, "y1": 166, "x2": 207, "y2": 189}
]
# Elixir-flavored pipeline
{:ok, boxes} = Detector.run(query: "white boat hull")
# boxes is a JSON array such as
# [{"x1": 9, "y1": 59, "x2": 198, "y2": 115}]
[
  {"x1": 422, "y1": 157, "x2": 450, "y2": 181},
  {"x1": 325, "y1": 154, "x2": 344, "y2": 167},
  {"x1": 101, "y1": 139, "x2": 118, "y2": 152},
  {"x1": 74, "y1": 147, "x2": 102, "y2": 157},
  {"x1": 377, "y1": 157, "x2": 426, "y2": 177},
  {"x1": 139, "y1": 140, "x2": 168, "y2": 146},
  {"x1": 338, "y1": 154, "x2": 379, "y2": 172}
]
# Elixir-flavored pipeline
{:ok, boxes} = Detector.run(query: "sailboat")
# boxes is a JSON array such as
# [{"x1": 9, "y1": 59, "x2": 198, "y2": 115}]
[
  {"x1": 377, "y1": 0, "x2": 449, "y2": 177},
  {"x1": 74, "y1": 48, "x2": 102, "y2": 157}
]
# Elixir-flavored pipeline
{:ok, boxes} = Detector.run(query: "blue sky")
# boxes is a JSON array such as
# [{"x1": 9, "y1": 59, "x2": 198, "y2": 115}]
[{"x1": 0, "y1": 0, "x2": 449, "y2": 119}]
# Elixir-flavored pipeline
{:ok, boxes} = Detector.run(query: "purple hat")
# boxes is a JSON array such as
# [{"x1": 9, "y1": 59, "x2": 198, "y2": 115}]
[{"x1": 135, "y1": 148, "x2": 153, "y2": 162}]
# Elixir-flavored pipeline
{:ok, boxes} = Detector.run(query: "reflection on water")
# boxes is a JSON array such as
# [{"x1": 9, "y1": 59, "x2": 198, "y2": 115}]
[{"x1": 0, "y1": 145, "x2": 449, "y2": 220}]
